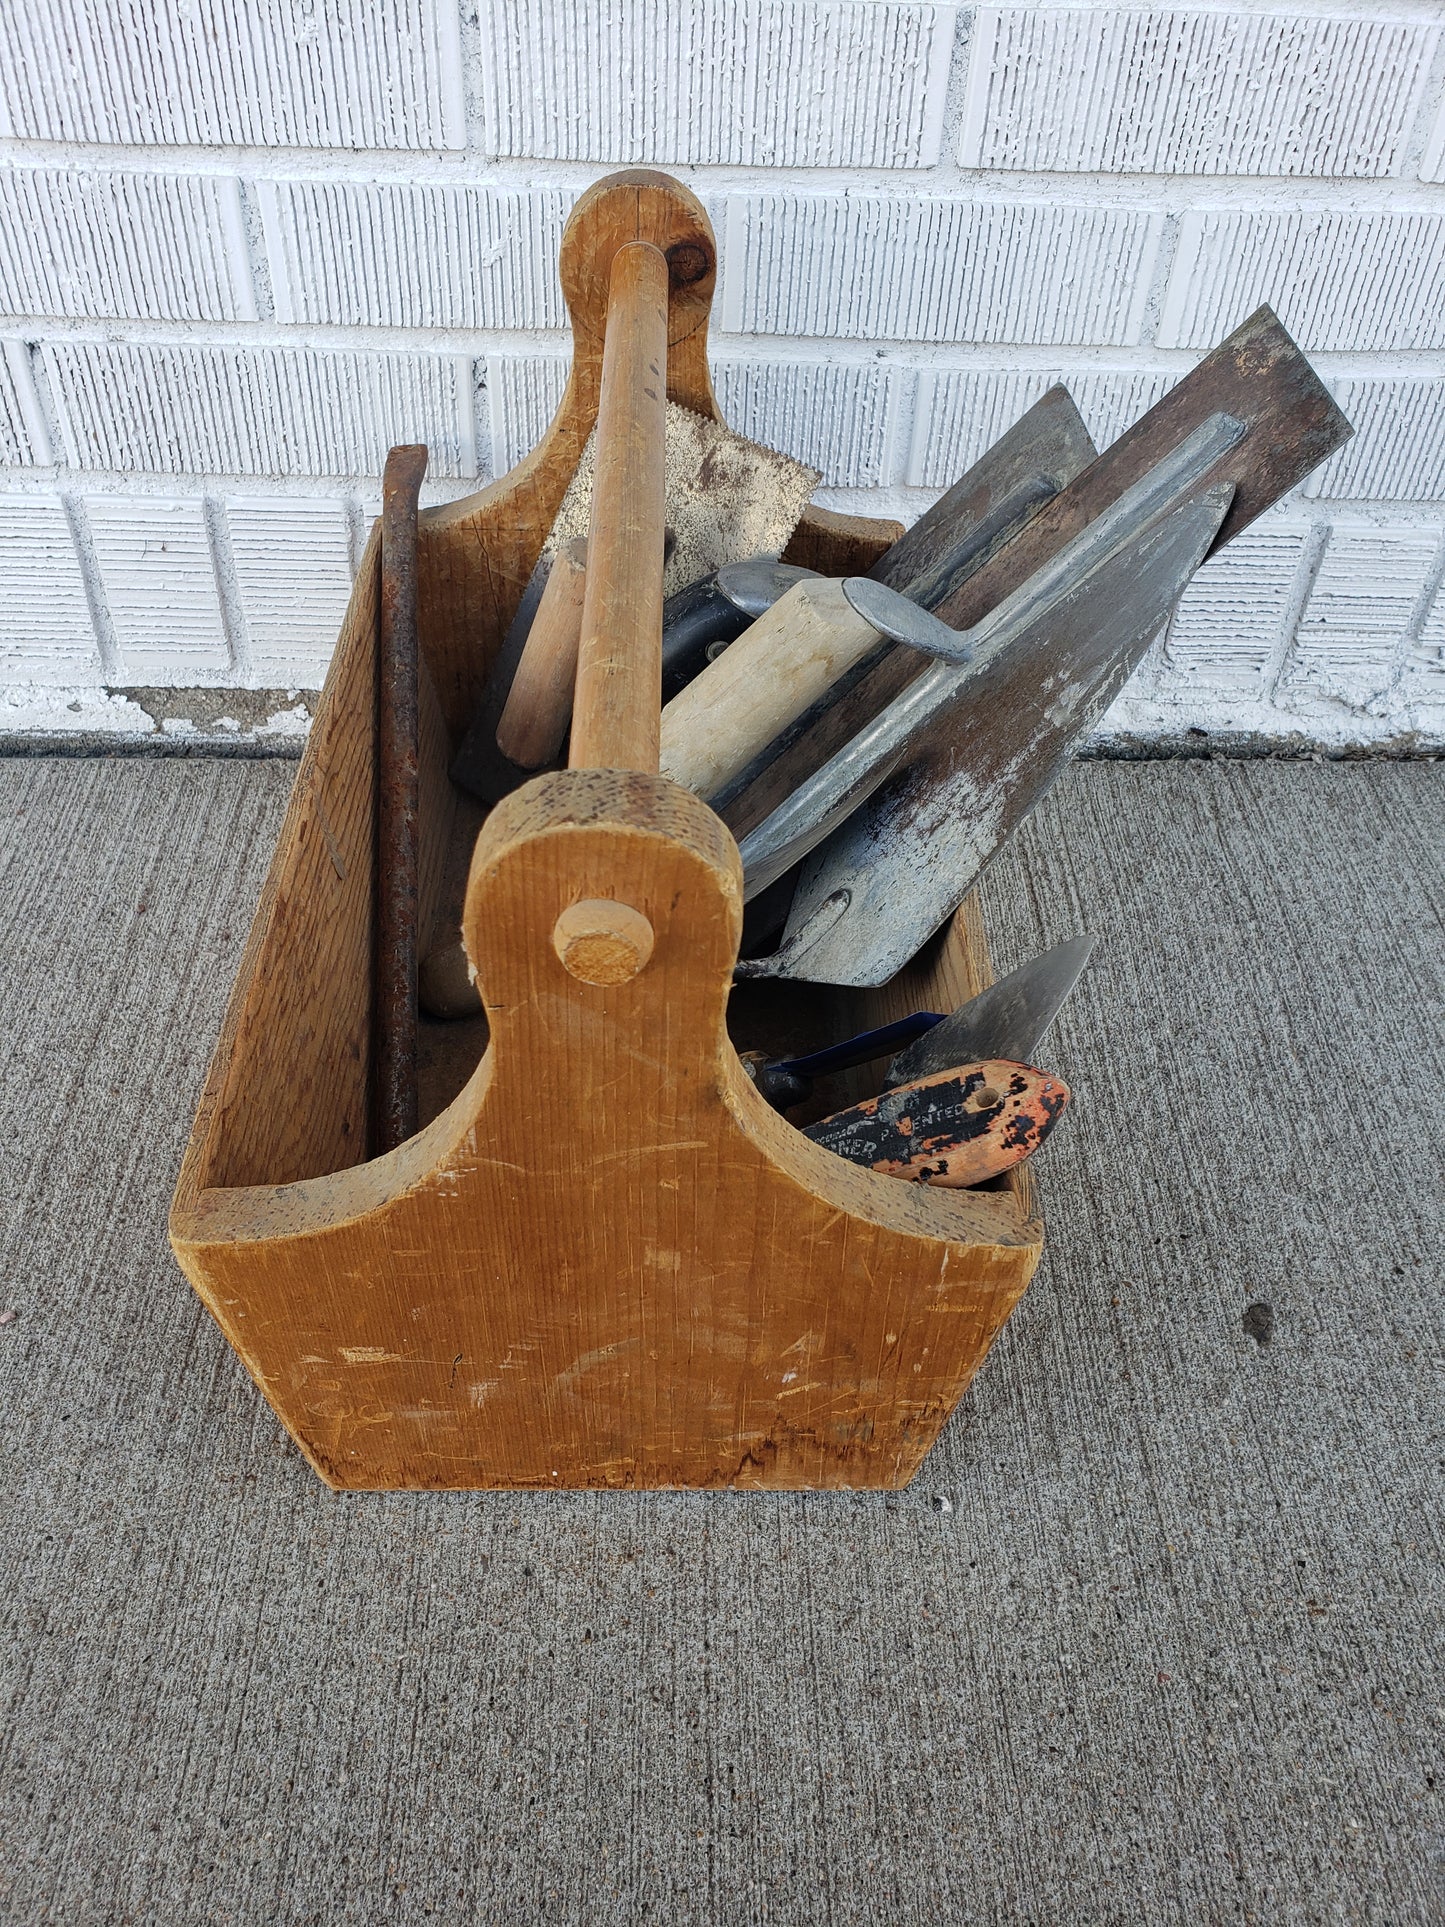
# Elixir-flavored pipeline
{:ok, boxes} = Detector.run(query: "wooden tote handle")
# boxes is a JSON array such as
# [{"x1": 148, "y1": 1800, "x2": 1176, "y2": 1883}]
[{"x1": 568, "y1": 240, "x2": 669, "y2": 773}]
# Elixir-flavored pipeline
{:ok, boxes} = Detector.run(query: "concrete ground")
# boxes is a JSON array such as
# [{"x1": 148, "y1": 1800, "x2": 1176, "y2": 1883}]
[{"x1": 0, "y1": 754, "x2": 1440, "y2": 1925}]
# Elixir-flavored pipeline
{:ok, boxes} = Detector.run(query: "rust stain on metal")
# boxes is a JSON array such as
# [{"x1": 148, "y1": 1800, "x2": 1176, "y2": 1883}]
[
  {"x1": 803, "y1": 1060, "x2": 1071, "y2": 1189},
  {"x1": 374, "y1": 442, "x2": 429, "y2": 1155}
]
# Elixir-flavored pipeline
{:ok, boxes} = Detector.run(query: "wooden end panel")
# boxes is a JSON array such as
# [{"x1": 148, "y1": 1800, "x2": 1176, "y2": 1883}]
[{"x1": 172, "y1": 772, "x2": 1039, "y2": 1493}]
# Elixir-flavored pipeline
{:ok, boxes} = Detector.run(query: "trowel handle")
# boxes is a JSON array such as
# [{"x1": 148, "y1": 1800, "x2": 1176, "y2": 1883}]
[
  {"x1": 495, "y1": 536, "x2": 589, "y2": 769},
  {"x1": 803, "y1": 1060, "x2": 1070, "y2": 1189},
  {"x1": 660, "y1": 576, "x2": 881, "y2": 801},
  {"x1": 740, "y1": 1010, "x2": 946, "y2": 1111},
  {"x1": 661, "y1": 576, "x2": 754, "y2": 701}
]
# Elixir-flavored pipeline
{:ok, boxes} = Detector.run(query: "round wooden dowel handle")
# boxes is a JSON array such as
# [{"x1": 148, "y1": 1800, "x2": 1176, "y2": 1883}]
[{"x1": 552, "y1": 899, "x2": 656, "y2": 985}]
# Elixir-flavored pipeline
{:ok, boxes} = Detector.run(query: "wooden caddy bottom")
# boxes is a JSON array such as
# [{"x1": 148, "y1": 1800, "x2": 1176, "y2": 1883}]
[{"x1": 168, "y1": 171, "x2": 1044, "y2": 1491}]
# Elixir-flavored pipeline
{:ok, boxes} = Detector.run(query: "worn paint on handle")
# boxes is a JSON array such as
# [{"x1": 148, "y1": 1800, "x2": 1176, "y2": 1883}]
[{"x1": 803, "y1": 1059, "x2": 1070, "y2": 1188}]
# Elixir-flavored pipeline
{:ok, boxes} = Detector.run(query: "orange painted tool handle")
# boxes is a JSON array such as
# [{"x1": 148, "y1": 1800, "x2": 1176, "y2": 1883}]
[
  {"x1": 569, "y1": 239, "x2": 669, "y2": 773},
  {"x1": 495, "y1": 536, "x2": 589, "y2": 768},
  {"x1": 803, "y1": 1060, "x2": 1070, "y2": 1189}
]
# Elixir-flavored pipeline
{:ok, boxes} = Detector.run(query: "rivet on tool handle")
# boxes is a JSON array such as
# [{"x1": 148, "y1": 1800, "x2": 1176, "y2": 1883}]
[{"x1": 553, "y1": 900, "x2": 656, "y2": 985}]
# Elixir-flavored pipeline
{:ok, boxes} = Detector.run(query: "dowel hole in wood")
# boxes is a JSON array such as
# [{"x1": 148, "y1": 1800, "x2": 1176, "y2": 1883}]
[
  {"x1": 553, "y1": 899, "x2": 656, "y2": 985},
  {"x1": 666, "y1": 240, "x2": 711, "y2": 287}
]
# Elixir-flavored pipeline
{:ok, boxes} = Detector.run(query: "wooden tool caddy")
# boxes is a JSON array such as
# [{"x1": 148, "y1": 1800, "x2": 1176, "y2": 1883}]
[{"x1": 170, "y1": 172, "x2": 1044, "y2": 1492}]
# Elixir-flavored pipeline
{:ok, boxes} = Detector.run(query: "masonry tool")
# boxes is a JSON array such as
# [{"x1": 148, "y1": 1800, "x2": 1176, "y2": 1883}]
[
  {"x1": 736, "y1": 431, "x2": 1240, "y2": 907},
  {"x1": 658, "y1": 394, "x2": 1101, "y2": 807},
  {"x1": 873, "y1": 385, "x2": 1097, "y2": 595},
  {"x1": 448, "y1": 551, "x2": 555, "y2": 803},
  {"x1": 707, "y1": 390, "x2": 1097, "y2": 820},
  {"x1": 661, "y1": 558, "x2": 819, "y2": 698},
  {"x1": 738, "y1": 935, "x2": 1096, "y2": 1109},
  {"x1": 373, "y1": 442, "x2": 428, "y2": 1154},
  {"x1": 733, "y1": 310, "x2": 1353, "y2": 985},
  {"x1": 803, "y1": 1060, "x2": 1070, "y2": 1189},
  {"x1": 740, "y1": 1010, "x2": 946, "y2": 1109},
  {"x1": 726, "y1": 310, "x2": 1351, "y2": 851},
  {"x1": 661, "y1": 573, "x2": 975, "y2": 803},
  {"x1": 886, "y1": 935, "x2": 1097, "y2": 1083},
  {"x1": 451, "y1": 404, "x2": 818, "y2": 803}
]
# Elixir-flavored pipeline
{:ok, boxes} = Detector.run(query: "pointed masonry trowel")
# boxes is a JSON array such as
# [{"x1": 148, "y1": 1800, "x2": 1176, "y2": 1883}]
[{"x1": 740, "y1": 935, "x2": 1096, "y2": 1110}]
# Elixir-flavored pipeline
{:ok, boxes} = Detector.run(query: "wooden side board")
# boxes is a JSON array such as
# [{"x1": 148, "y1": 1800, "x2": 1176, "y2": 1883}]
[{"x1": 168, "y1": 169, "x2": 1045, "y2": 1492}]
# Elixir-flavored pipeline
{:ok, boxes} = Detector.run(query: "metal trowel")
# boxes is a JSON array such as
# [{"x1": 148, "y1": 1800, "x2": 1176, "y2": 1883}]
[
  {"x1": 737, "y1": 435, "x2": 1240, "y2": 908},
  {"x1": 739, "y1": 935, "x2": 1095, "y2": 1109},
  {"x1": 661, "y1": 390, "x2": 1100, "y2": 809},
  {"x1": 734, "y1": 308, "x2": 1353, "y2": 985}
]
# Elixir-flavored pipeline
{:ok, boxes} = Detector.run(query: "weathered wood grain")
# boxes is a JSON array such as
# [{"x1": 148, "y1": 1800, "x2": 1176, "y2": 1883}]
[{"x1": 169, "y1": 170, "x2": 1044, "y2": 1492}]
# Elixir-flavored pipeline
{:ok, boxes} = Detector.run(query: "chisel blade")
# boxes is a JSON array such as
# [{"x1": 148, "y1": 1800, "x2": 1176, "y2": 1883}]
[{"x1": 886, "y1": 937, "x2": 1097, "y2": 1084}]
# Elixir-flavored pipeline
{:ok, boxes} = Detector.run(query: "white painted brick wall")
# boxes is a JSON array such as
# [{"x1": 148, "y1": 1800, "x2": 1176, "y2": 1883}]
[
  {"x1": 0, "y1": 494, "x2": 100, "y2": 680},
  {"x1": 0, "y1": 0, "x2": 1442, "y2": 750},
  {"x1": 84, "y1": 496, "x2": 231, "y2": 683},
  {"x1": 1162, "y1": 518, "x2": 1309, "y2": 695},
  {"x1": 0, "y1": 165, "x2": 254, "y2": 321},
  {"x1": 959, "y1": 9, "x2": 1437, "y2": 177},
  {"x1": 477, "y1": 1, "x2": 956, "y2": 168},
  {"x1": 1280, "y1": 524, "x2": 1442, "y2": 716},
  {"x1": 0, "y1": 0, "x2": 464, "y2": 149},
  {"x1": 224, "y1": 497, "x2": 357, "y2": 682},
  {"x1": 260, "y1": 182, "x2": 573, "y2": 330},
  {"x1": 722, "y1": 194, "x2": 1162, "y2": 343},
  {"x1": 39, "y1": 342, "x2": 478, "y2": 476},
  {"x1": 1159, "y1": 210, "x2": 1445, "y2": 351}
]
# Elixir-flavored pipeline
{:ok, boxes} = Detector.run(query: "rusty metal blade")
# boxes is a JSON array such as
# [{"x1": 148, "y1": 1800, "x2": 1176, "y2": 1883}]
[
  {"x1": 886, "y1": 937, "x2": 1097, "y2": 1083},
  {"x1": 746, "y1": 482, "x2": 1232, "y2": 982},
  {"x1": 373, "y1": 441, "x2": 429, "y2": 1154},
  {"x1": 722, "y1": 307, "x2": 1354, "y2": 846}
]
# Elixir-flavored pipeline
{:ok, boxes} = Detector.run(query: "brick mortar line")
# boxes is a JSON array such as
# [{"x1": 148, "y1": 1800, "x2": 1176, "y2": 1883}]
[
  {"x1": 6, "y1": 320, "x2": 1445, "y2": 380},
  {"x1": 3, "y1": 139, "x2": 1445, "y2": 207},
  {"x1": 4, "y1": 480, "x2": 1445, "y2": 527}
]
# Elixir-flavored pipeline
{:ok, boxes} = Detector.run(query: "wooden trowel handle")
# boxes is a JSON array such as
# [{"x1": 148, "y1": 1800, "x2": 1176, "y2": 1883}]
[
  {"x1": 659, "y1": 576, "x2": 880, "y2": 801},
  {"x1": 495, "y1": 536, "x2": 589, "y2": 768}
]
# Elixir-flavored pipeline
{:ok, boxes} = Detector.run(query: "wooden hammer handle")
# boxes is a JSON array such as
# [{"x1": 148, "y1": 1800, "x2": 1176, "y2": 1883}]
[
  {"x1": 569, "y1": 240, "x2": 669, "y2": 773},
  {"x1": 495, "y1": 536, "x2": 589, "y2": 768}
]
